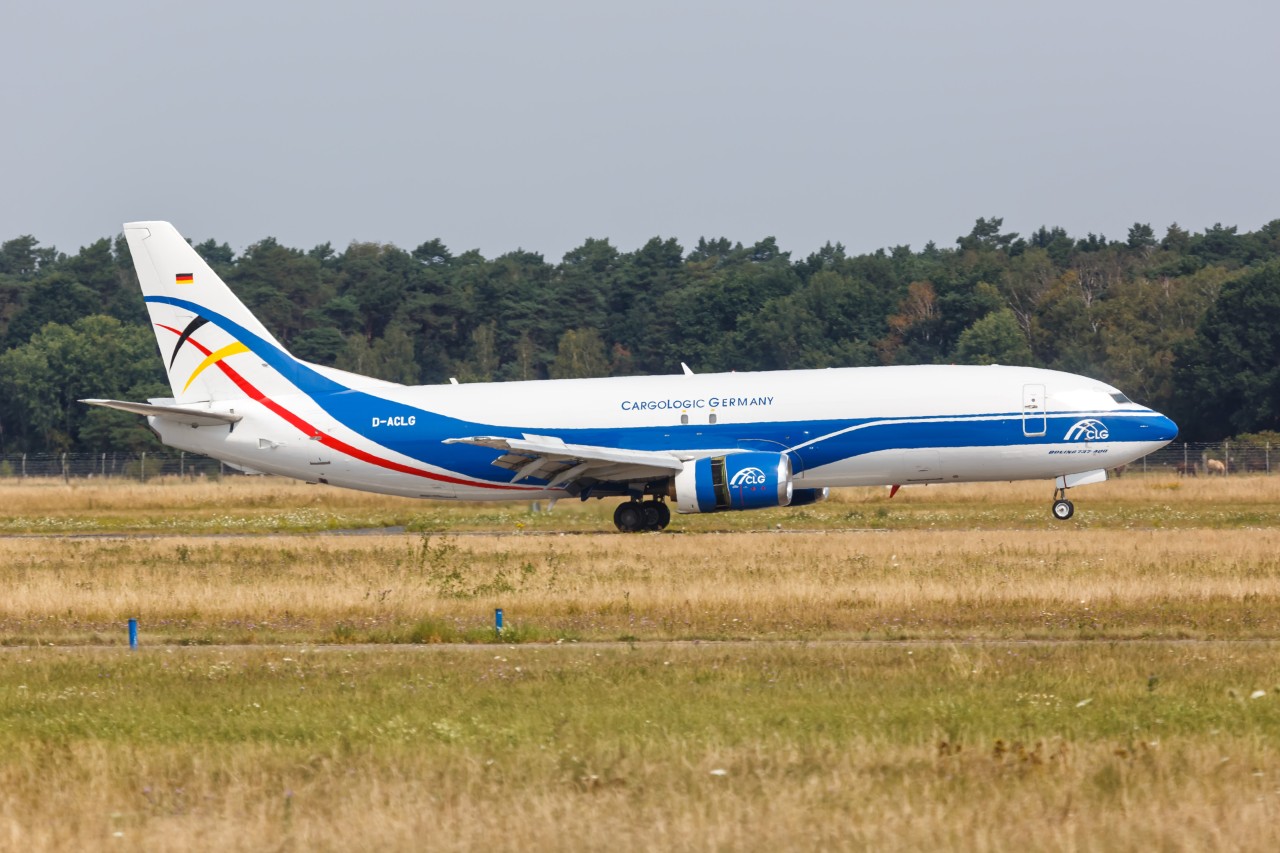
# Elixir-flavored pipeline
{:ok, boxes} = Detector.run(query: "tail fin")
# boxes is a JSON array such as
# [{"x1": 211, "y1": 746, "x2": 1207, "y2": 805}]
[{"x1": 124, "y1": 221, "x2": 330, "y2": 403}]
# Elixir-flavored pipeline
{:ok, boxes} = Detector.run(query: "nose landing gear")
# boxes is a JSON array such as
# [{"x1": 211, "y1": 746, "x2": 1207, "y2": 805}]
[
  {"x1": 1051, "y1": 486, "x2": 1074, "y2": 520},
  {"x1": 1047, "y1": 469, "x2": 1109, "y2": 521}
]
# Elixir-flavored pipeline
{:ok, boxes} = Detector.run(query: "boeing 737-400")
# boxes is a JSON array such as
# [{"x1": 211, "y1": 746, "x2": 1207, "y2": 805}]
[{"x1": 84, "y1": 221, "x2": 1178, "y2": 531}]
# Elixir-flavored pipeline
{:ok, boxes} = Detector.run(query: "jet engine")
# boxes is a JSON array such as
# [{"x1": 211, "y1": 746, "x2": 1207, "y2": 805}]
[{"x1": 671, "y1": 452, "x2": 792, "y2": 513}]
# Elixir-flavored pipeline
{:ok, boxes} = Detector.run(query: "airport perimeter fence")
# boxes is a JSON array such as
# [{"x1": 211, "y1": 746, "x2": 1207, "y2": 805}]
[
  {"x1": 0, "y1": 451, "x2": 240, "y2": 481},
  {"x1": 1127, "y1": 440, "x2": 1275, "y2": 476},
  {"x1": 0, "y1": 441, "x2": 1273, "y2": 482}
]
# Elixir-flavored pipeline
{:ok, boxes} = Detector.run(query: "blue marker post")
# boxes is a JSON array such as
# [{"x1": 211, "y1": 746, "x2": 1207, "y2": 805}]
[
  {"x1": 495, "y1": 608, "x2": 504, "y2": 636},
  {"x1": 128, "y1": 618, "x2": 138, "y2": 650}
]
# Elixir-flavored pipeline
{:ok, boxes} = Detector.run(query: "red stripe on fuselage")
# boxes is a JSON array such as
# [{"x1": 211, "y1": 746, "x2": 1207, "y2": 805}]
[{"x1": 156, "y1": 324, "x2": 537, "y2": 491}]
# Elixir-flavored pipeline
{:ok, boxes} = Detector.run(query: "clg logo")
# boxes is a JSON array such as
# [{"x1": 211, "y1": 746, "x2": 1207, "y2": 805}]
[
  {"x1": 728, "y1": 467, "x2": 767, "y2": 487},
  {"x1": 1063, "y1": 419, "x2": 1109, "y2": 441}
]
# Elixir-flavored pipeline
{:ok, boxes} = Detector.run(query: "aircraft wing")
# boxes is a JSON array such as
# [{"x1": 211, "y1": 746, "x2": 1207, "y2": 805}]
[
  {"x1": 81, "y1": 398, "x2": 242, "y2": 428},
  {"x1": 443, "y1": 434, "x2": 684, "y2": 488}
]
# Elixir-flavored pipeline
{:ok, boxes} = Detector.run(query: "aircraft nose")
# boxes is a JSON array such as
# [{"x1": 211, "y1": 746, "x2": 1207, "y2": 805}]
[{"x1": 1150, "y1": 412, "x2": 1179, "y2": 442}]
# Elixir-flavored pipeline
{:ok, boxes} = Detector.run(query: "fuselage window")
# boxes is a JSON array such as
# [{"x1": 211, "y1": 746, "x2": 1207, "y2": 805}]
[
  {"x1": 709, "y1": 413, "x2": 718, "y2": 424},
  {"x1": 1110, "y1": 392, "x2": 1133, "y2": 405},
  {"x1": 680, "y1": 414, "x2": 689, "y2": 425}
]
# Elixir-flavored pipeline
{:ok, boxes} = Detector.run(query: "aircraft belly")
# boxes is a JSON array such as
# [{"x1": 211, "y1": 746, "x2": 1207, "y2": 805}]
[
  {"x1": 801, "y1": 440, "x2": 1162, "y2": 488},
  {"x1": 450, "y1": 485, "x2": 562, "y2": 502},
  {"x1": 940, "y1": 441, "x2": 1158, "y2": 481},
  {"x1": 151, "y1": 416, "x2": 465, "y2": 497},
  {"x1": 941, "y1": 444, "x2": 1113, "y2": 482},
  {"x1": 798, "y1": 449, "x2": 900, "y2": 488}
]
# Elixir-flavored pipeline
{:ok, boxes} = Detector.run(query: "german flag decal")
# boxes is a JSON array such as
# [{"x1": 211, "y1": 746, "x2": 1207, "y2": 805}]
[{"x1": 175, "y1": 273, "x2": 194, "y2": 285}]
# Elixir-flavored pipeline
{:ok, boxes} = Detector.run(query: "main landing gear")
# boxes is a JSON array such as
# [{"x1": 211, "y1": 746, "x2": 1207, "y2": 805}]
[
  {"x1": 613, "y1": 499, "x2": 671, "y2": 532},
  {"x1": 1051, "y1": 486, "x2": 1075, "y2": 521}
]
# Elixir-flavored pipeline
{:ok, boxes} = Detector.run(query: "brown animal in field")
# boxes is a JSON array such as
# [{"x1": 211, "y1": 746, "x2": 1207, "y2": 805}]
[
  {"x1": 1205, "y1": 458, "x2": 1227, "y2": 475},
  {"x1": 1174, "y1": 462, "x2": 1197, "y2": 477}
]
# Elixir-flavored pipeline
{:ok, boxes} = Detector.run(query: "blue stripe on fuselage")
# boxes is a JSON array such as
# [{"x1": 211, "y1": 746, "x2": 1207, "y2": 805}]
[{"x1": 147, "y1": 296, "x2": 1174, "y2": 485}]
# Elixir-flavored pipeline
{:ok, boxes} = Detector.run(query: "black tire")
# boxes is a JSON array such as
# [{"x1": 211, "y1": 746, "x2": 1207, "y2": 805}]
[
  {"x1": 614, "y1": 502, "x2": 645, "y2": 532},
  {"x1": 1052, "y1": 499, "x2": 1075, "y2": 520},
  {"x1": 641, "y1": 503, "x2": 662, "y2": 530},
  {"x1": 652, "y1": 501, "x2": 671, "y2": 530}
]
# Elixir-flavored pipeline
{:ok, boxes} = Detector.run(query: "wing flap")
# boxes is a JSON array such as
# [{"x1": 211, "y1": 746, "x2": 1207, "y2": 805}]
[{"x1": 443, "y1": 434, "x2": 684, "y2": 486}]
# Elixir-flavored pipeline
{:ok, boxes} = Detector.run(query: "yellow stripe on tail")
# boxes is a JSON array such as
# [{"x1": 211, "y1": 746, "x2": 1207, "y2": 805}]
[{"x1": 183, "y1": 342, "x2": 250, "y2": 392}]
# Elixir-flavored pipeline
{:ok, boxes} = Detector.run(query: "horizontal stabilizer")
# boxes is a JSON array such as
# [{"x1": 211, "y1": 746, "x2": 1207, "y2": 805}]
[{"x1": 80, "y1": 398, "x2": 242, "y2": 428}]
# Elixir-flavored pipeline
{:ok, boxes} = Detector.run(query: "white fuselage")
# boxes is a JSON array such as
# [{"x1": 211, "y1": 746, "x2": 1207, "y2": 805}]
[{"x1": 148, "y1": 363, "x2": 1177, "y2": 501}]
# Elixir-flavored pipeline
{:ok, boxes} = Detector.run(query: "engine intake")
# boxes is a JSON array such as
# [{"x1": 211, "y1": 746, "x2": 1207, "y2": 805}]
[{"x1": 672, "y1": 452, "x2": 792, "y2": 513}]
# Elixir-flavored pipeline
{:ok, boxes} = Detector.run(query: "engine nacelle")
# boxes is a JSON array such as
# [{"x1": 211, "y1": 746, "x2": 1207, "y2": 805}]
[
  {"x1": 671, "y1": 452, "x2": 792, "y2": 513},
  {"x1": 788, "y1": 487, "x2": 829, "y2": 507}
]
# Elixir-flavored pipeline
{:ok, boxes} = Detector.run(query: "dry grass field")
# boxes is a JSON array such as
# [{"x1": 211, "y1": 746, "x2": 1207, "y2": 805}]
[
  {"x1": 2, "y1": 525, "x2": 1280, "y2": 646},
  {"x1": 2, "y1": 470, "x2": 1279, "y2": 534},
  {"x1": 2, "y1": 475, "x2": 1279, "y2": 850}
]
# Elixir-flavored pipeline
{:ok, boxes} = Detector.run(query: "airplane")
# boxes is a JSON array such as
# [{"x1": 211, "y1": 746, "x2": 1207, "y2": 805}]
[{"x1": 84, "y1": 221, "x2": 1178, "y2": 532}]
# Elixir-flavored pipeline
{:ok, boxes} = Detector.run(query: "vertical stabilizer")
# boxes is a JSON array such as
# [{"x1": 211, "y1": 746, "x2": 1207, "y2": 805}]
[{"x1": 123, "y1": 221, "x2": 312, "y2": 403}]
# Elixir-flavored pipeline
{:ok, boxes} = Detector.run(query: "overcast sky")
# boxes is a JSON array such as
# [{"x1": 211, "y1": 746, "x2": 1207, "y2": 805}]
[{"x1": 4, "y1": 1, "x2": 1278, "y2": 262}]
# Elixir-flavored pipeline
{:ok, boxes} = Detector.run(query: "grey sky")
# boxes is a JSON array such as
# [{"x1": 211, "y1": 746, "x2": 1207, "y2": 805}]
[{"x1": 4, "y1": 1, "x2": 1278, "y2": 261}]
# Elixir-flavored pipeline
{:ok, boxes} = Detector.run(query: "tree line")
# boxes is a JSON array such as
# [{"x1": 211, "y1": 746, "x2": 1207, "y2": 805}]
[{"x1": 2, "y1": 217, "x2": 1279, "y2": 454}]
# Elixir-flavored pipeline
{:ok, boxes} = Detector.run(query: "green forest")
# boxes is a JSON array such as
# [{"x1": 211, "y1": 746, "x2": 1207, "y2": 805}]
[{"x1": 2, "y1": 217, "x2": 1279, "y2": 454}]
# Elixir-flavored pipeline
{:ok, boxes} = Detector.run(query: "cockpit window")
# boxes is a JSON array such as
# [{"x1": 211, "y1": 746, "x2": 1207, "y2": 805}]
[{"x1": 1110, "y1": 392, "x2": 1133, "y2": 405}]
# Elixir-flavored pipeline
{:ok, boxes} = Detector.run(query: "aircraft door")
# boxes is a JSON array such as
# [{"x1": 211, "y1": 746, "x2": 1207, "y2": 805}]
[{"x1": 1022, "y1": 384, "x2": 1046, "y2": 436}]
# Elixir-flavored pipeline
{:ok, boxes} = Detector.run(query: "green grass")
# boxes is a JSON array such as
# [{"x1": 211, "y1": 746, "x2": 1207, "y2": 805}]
[
  {"x1": 7, "y1": 643, "x2": 1276, "y2": 747},
  {"x1": 3, "y1": 643, "x2": 1280, "y2": 850}
]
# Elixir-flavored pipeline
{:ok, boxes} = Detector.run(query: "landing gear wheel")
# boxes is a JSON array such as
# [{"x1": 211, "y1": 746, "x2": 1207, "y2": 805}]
[
  {"x1": 1052, "y1": 499, "x2": 1075, "y2": 520},
  {"x1": 641, "y1": 503, "x2": 661, "y2": 530},
  {"x1": 652, "y1": 501, "x2": 671, "y2": 530},
  {"x1": 614, "y1": 502, "x2": 645, "y2": 532}
]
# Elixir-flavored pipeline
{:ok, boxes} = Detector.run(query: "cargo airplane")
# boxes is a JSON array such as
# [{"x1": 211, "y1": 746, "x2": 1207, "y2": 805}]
[{"x1": 84, "y1": 221, "x2": 1178, "y2": 532}]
